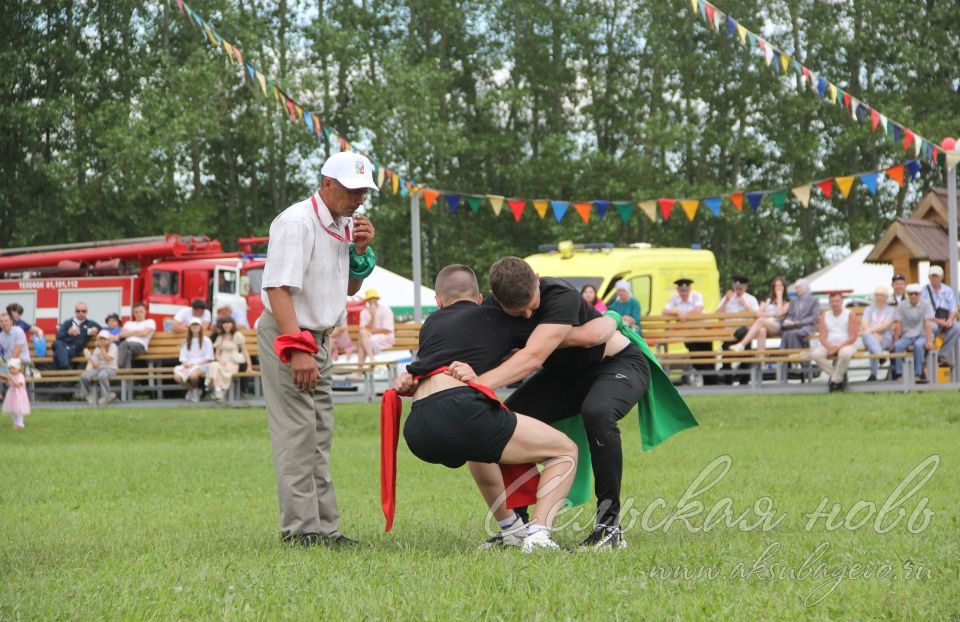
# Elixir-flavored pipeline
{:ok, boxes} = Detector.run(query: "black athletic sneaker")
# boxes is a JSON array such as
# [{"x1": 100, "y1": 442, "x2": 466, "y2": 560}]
[{"x1": 578, "y1": 524, "x2": 627, "y2": 550}]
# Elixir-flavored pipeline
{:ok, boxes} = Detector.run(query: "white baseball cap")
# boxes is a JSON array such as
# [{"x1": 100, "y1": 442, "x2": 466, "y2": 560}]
[
  {"x1": 906, "y1": 283, "x2": 922, "y2": 294},
  {"x1": 320, "y1": 152, "x2": 378, "y2": 191},
  {"x1": 928, "y1": 265, "x2": 944, "y2": 277}
]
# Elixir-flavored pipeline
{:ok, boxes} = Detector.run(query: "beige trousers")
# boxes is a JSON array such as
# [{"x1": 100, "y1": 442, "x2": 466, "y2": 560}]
[
  {"x1": 810, "y1": 344, "x2": 856, "y2": 383},
  {"x1": 257, "y1": 311, "x2": 339, "y2": 538}
]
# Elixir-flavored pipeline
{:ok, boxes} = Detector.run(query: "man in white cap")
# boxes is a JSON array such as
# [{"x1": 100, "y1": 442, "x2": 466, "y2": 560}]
[
  {"x1": 892, "y1": 283, "x2": 935, "y2": 383},
  {"x1": 257, "y1": 151, "x2": 378, "y2": 547},
  {"x1": 920, "y1": 265, "x2": 959, "y2": 367}
]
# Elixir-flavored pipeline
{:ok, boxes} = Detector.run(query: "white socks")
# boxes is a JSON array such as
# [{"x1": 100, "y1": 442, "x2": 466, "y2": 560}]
[{"x1": 526, "y1": 524, "x2": 550, "y2": 536}]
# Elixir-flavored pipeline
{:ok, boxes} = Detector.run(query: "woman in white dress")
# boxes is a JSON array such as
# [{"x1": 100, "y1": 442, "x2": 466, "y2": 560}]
[
  {"x1": 206, "y1": 317, "x2": 251, "y2": 402},
  {"x1": 730, "y1": 276, "x2": 791, "y2": 351}
]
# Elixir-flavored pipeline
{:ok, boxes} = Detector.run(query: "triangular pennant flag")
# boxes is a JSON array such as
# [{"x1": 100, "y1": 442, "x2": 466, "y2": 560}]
[
  {"x1": 508, "y1": 199, "x2": 526, "y2": 222},
  {"x1": 312, "y1": 114, "x2": 321, "y2": 138},
  {"x1": 689, "y1": 0, "x2": 698, "y2": 13},
  {"x1": 779, "y1": 52, "x2": 791, "y2": 73},
  {"x1": 736, "y1": 23, "x2": 747, "y2": 44},
  {"x1": 817, "y1": 179, "x2": 834, "y2": 199},
  {"x1": 947, "y1": 152, "x2": 960, "y2": 172},
  {"x1": 886, "y1": 164, "x2": 905, "y2": 188},
  {"x1": 574, "y1": 202, "x2": 592, "y2": 224},
  {"x1": 593, "y1": 200, "x2": 610, "y2": 220},
  {"x1": 698, "y1": 0, "x2": 706, "y2": 19},
  {"x1": 827, "y1": 83, "x2": 837, "y2": 103},
  {"x1": 295, "y1": 105, "x2": 303, "y2": 122},
  {"x1": 705, "y1": 3, "x2": 715, "y2": 26},
  {"x1": 489, "y1": 195, "x2": 505, "y2": 216},
  {"x1": 445, "y1": 194, "x2": 461, "y2": 214},
  {"x1": 801, "y1": 66, "x2": 811, "y2": 85},
  {"x1": 903, "y1": 129, "x2": 914, "y2": 151},
  {"x1": 932, "y1": 146, "x2": 940, "y2": 164},
  {"x1": 338, "y1": 136, "x2": 350, "y2": 152},
  {"x1": 892, "y1": 125, "x2": 900, "y2": 145},
  {"x1": 914, "y1": 137, "x2": 923, "y2": 158},
  {"x1": 255, "y1": 71, "x2": 267, "y2": 96},
  {"x1": 680, "y1": 199, "x2": 699, "y2": 221},
  {"x1": 762, "y1": 42, "x2": 774, "y2": 66},
  {"x1": 859, "y1": 173, "x2": 878, "y2": 195},
  {"x1": 303, "y1": 110, "x2": 313, "y2": 133},
  {"x1": 615, "y1": 202, "x2": 634, "y2": 222},
  {"x1": 466, "y1": 196, "x2": 482, "y2": 214},
  {"x1": 657, "y1": 198, "x2": 676, "y2": 220},
  {"x1": 703, "y1": 197, "x2": 722, "y2": 216},
  {"x1": 808, "y1": 70, "x2": 819, "y2": 91},
  {"x1": 550, "y1": 200, "x2": 569, "y2": 222},
  {"x1": 377, "y1": 166, "x2": 386, "y2": 189},
  {"x1": 835, "y1": 176, "x2": 855, "y2": 198},
  {"x1": 772, "y1": 50, "x2": 781, "y2": 72},
  {"x1": 726, "y1": 16, "x2": 736, "y2": 38},
  {"x1": 790, "y1": 59, "x2": 802, "y2": 73},
  {"x1": 638, "y1": 200, "x2": 658, "y2": 221},
  {"x1": 745, "y1": 192, "x2": 764, "y2": 213},
  {"x1": 532, "y1": 200, "x2": 549, "y2": 219},
  {"x1": 791, "y1": 184, "x2": 812, "y2": 207},
  {"x1": 713, "y1": 8, "x2": 725, "y2": 31},
  {"x1": 423, "y1": 189, "x2": 440, "y2": 210},
  {"x1": 842, "y1": 92, "x2": 851, "y2": 111},
  {"x1": 769, "y1": 190, "x2": 788, "y2": 211},
  {"x1": 817, "y1": 77, "x2": 828, "y2": 98},
  {"x1": 400, "y1": 180, "x2": 410, "y2": 199},
  {"x1": 245, "y1": 63, "x2": 256, "y2": 81},
  {"x1": 391, "y1": 174, "x2": 400, "y2": 195},
  {"x1": 233, "y1": 46, "x2": 244, "y2": 67},
  {"x1": 284, "y1": 97, "x2": 296, "y2": 121},
  {"x1": 204, "y1": 25, "x2": 218, "y2": 46},
  {"x1": 729, "y1": 192, "x2": 744, "y2": 211},
  {"x1": 906, "y1": 160, "x2": 922, "y2": 180},
  {"x1": 223, "y1": 41, "x2": 235, "y2": 64},
  {"x1": 870, "y1": 109, "x2": 880, "y2": 131}
]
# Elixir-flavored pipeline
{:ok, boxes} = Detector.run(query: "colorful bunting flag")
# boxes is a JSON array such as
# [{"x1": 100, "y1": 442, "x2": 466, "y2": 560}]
[
  {"x1": 726, "y1": 16, "x2": 736, "y2": 38},
  {"x1": 284, "y1": 98, "x2": 296, "y2": 121},
  {"x1": 508, "y1": 199, "x2": 526, "y2": 222},
  {"x1": 859, "y1": 173, "x2": 878, "y2": 195},
  {"x1": 835, "y1": 176, "x2": 855, "y2": 198},
  {"x1": 423, "y1": 189, "x2": 440, "y2": 210},
  {"x1": 445, "y1": 194, "x2": 461, "y2": 214},
  {"x1": 550, "y1": 200, "x2": 569, "y2": 222},
  {"x1": 657, "y1": 198, "x2": 676, "y2": 220},
  {"x1": 903, "y1": 129, "x2": 914, "y2": 151},
  {"x1": 906, "y1": 160, "x2": 922, "y2": 180},
  {"x1": 791, "y1": 185, "x2": 812, "y2": 207},
  {"x1": 729, "y1": 192, "x2": 744, "y2": 211},
  {"x1": 736, "y1": 23, "x2": 747, "y2": 44},
  {"x1": 615, "y1": 202, "x2": 634, "y2": 222},
  {"x1": 779, "y1": 52, "x2": 791, "y2": 73},
  {"x1": 638, "y1": 200, "x2": 658, "y2": 221},
  {"x1": 377, "y1": 167, "x2": 386, "y2": 189},
  {"x1": 769, "y1": 190, "x2": 788, "y2": 211},
  {"x1": 593, "y1": 200, "x2": 610, "y2": 220},
  {"x1": 703, "y1": 197, "x2": 722, "y2": 216},
  {"x1": 574, "y1": 202, "x2": 592, "y2": 223},
  {"x1": 489, "y1": 195, "x2": 505, "y2": 217},
  {"x1": 391, "y1": 174, "x2": 399, "y2": 195},
  {"x1": 680, "y1": 199, "x2": 699, "y2": 221},
  {"x1": 745, "y1": 192, "x2": 764, "y2": 213},
  {"x1": 532, "y1": 200, "x2": 549, "y2": 219},
  {"x1": 303, "y1": 110, "x2": 313, "y2": 134},
  {"x1": 817, "y1": 179, "x2": 834, "y2": 199},
  {"x1": 886, "y1": 164, "x2": 905, "y2": 188}
]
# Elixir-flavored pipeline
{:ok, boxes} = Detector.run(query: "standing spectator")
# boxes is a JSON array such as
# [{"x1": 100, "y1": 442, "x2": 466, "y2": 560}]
[
  {"x1": 6, "y1": 303, "x2": 43, "y2": 339},
  {"x1": 2, "y1": 358, "x2": 29, "y2": 430},
  {"x1": 103, "y1": 314, "x2": 123, "y2": 340},
  {"x1": 206, "y1": 317, "x2": 251, "y2": 403},
  {"x1": 892, "y1": 284, "x2": 935, "y2": 383},
  {"x1": 117, "y1": 303, "x2": 156, "y2": 368},
  {"x1": 0, "y1": 311, "x2": 31, "y2": 368},
  {"x1": 173, "y1": 317, "x2": 214, "y2": 402},
  {"x1": 860, "y1": 286, "x2": 896, "y2": 381},
  {"x1": 580, "y1": 284, "x2": 607, "y2": 313},
  {"x1": 172, "y1": 299, "x2": 212, "y2": 333},
  {"x1": 889, "y1": 273, "x2": 907, "y2": 306},
  {"x1": 809, "y1": 293, "x2": 859, "y2": 392},
  {"x1": 716, "y1": 275, "x2": 759, "y2": 384},
  {"x1": 53, "y1": 303, "x2": 100, "y2": 370},
  {"x1": 921, "y1": 265, "x2": 960, "y2": 368},
  {"x1": 663, "y1": 278, "x2": 714, "y2": 385},
  {"x1": 608, "y1": 280, "x2": 641, "y2": 329},
  {"x1": 215, "y1": 301, "x2": 250, "y2": 330},
  {"x1": 730, "y1": 276, "x2": 790, "y2": 351},
  {"x1": 353, "y1": 289, "x2": 395, "y2": 377},
  {"x1": 80, "y1": 332, "x2": 118, "y2": 405},
  {"x1": 779, "y1": 279, "x2": 820, "y2": 350}
]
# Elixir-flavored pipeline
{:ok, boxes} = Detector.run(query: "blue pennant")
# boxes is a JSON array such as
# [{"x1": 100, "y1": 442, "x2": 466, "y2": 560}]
[
  {"x1": 746, "y1": 192, "x2": 764, "y2": 213},
  {"x1": 817, "y1": 77, "x2": 828, "y2": 98},
  {"x1": 906, "y1": 160, "x2": 922, "y2": 180},
  {"x1": 303, "y1": 110, "x2": 313, "y2": 133},
  {"x1": 245, "y1": 63, "x2": 256, "y2": 81},
  {"x1": 593, "y1": 200, "x2": 610, "y2": 220},
  {"x1": 703, "y1": 197, "x2": 722, "y2": 216},
  {"x1": 550, "y1": 201, "x2": 569, "y2": 223},
  {"x1": 400, "y1": 178, "x2": 409, "y2": 198},
  {"x1": 860, "y1": 173, "x2": 878, "y2": 195},
  {"x1": 726, "y1": 16, "x2": 737, "y2": 38},
  {"x1": 445, "y1": 194, "x2": 461, "y2": 214}
]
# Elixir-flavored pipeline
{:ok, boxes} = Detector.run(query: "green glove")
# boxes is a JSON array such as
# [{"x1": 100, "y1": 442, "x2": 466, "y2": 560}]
[{"x1": 349, "y1": 243, "x2": 376, "y2": 279}]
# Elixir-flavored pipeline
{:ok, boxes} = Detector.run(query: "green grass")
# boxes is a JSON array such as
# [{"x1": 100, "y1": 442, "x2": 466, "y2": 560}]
[{"x1": 1, "y1": 393, "x2": 959, "y2": 620}]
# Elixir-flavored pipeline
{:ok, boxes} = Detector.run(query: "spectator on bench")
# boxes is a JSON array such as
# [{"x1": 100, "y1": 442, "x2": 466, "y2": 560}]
[
  {"x1": 103, "y1": 313, "x2": 123, "y2": 340},
  {"x1": 53, "y1": 303, "x2": 100, "y2": 370},
  {"x1": 353, "y1": 289, "x2": 395, "y2": 378},
  {"x1": 730, "y1": 276, "x2": 790, "y2": 352},
  {"x1": 608, "y1": 280, "x2": 641, "y2": 329},
  {"x1": 6, "y1": 303, "x2": 43, "y2": 339},
  {"x1": 779, "y1": 279, "x2": 819, "y2": 350},
  {"x1": 892, "y1": 284, "x2": 934, "y2": 383},
  {"x1": 809, "y1": 292, "x2": 859, "y2": 392},
  {"x1": 173, "y1": 317, "x2": 214, "y2": 402},
  {"x1": 860, "y1": 286, "x2": 896, "y2": 382},
  {"x1": 80, "y1": 332, "x2": 118, "y2": 405},
  {"x1": 172, "y1": 299, "x2": 211, "y2": 333},
  {"x1": 921, "y1": 265, "x2": 960, "y2": 368},
  {"x1": 580, "y1": 284, "x2": 607, "y2": 314},
  {"x1": 0, "y1": 311, "x2": 31, "y2": 371},
  {"x1": 716, "y1": 275, "x2": 759, "y2": 384},
  {"x1": 206, "y1": 316, "x2": 251, "y2": 403},
  {"x1": 215, "y1": 301, "x2": 250, "y2": 330},
  {"x1": 663, "y1": 277, "x2": 715, "y2": 385},
  {"x1": 889, "y1": 273, "x2": 907, "y2": 306},
  {"x1": 117, "y1": 303, "x2": 156, "y2": 368}
]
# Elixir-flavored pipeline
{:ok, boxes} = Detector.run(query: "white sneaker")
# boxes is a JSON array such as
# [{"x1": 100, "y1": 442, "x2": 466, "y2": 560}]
[
  {"x1": 98, "y1": 392, "x2": 117, "y2": 405},
  {"x1": 729, "y1": 343, "x2": 746, "y2": 352},
  {"x1": 478, "y1": 520, "x2": 527, "y2": 550},
  {"x1": 521, "y1": 530, "x2": 561, "y2": 553},
  {"x1": 85, "y1": 393, "x2": 97, "y2": 405}
]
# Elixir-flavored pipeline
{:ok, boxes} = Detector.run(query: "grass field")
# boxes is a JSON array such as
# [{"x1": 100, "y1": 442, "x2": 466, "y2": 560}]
[{"x1": 2, "y1": 393, "x2": 959, "y2": 620}]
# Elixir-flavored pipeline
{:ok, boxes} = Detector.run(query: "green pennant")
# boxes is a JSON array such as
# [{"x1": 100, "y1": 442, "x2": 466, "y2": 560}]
[
  {"x1": 466, "y1": 196, "x2": 482, "y2": 214},
  {"x1": 614, "y1": 202, "x2": 634, "y2": 223},
  {"x1": 770, "y1": 190, "x2": 788, "y2": 211},
  {"x1": 886, "y1": 119, "x2": 894, "y2": 138}
]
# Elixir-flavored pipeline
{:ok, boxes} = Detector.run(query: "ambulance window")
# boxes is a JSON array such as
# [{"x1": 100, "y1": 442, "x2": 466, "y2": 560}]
[
  {"x1": 152, "y1": 271, "x2": 178, "y2": 295},
  {"x1": 629, "y1": 276, "x2": 652, "y2": 316},
  {"x1": 218, "y1": 270, "x2": 237, "y2": 295},
  {"x1": 556, "y1": 277, "x2": 603, "y2": 293},
  {"x1": 246, "y1": 269, "x2": 263, "y2": 294}
]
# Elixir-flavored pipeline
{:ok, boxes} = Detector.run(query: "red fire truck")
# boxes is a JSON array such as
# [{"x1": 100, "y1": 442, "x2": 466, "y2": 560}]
[{"x1": 0, "y1": 235, "x2": 266, "y2": 333}]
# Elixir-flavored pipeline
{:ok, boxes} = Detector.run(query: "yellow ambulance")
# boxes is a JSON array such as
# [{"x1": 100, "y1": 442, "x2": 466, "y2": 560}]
[{"x1": 524, "y1": 241, "x2": 721, "y2": 316}]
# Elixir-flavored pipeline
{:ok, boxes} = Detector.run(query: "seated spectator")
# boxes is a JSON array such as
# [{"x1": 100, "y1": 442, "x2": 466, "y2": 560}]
[
  {"x1": 206, "y1": 317, "x2": 251, "y2": 403},
  {"x1": 173, "y1": 317, "x2": 214, "y2": 402},
  {"x1": 330, "y1": 324, "x2": 356, "y2": 360},
  {"x1": 921, "y1": 265, "x2": 959, "y2": 368},
  {"x1": 580, "y1": 284, "x2": 607, "y2": 313},
  {"x1": 889, "y1": 273, "x2": 907, "y2": 306},
  {"x1": 860, "y1": 286, "x2": 896, "y2": 381},
  {"x1": 809, "y1": 293, "x2": 859, "y2": 392},
  {"x1": 716, "y1": 275, "x2": 759, "y2": 384},
  {"x1": 172, "y1": 299, "x2": 211, "y2": 333},
  {"x1": 0, "y1": 311, "x2": 31, "y2": 369},
  {"x1": 663, "y1": 278, "x2": 715, "y2": 385},
  {"x1": 608, "y1": 280, "x2": 641, "y2": 329},
  {"x1": 892, "y1": 284, "x2": 935, "y2": 383},
  {"x1": 214, "y1": 301, "x2": 250, "y2": 330},
  {"x1": 103, "y1": 314, "x2": 123, "y2": 340},
  {"x1": 779, "y1": 279, "x2": 819, "y2": 350},
  {"x1": 6, "y1": 303, "x2": 43, "y2": 339},
  {"x1": 80, "y1": 332, "x2": 118, "y2": 405},
  {"x1": 730, "y1": 276, "x2": 790, "y2": 351},
  {"x1": 53, "y1": 303, "x2": 100, "y2": 369},
  {"x1": 353, "y1": 289, "x2": 395, "y2": 377},
  {"x1": 117, "y1": 303, "x2": 156, "y2": 368}
]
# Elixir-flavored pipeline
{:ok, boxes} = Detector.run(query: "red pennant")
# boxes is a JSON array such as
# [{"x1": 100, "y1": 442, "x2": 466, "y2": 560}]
[
  {"x1": 842, "y1": 93, "x2": 851, "y2": 110},
  {"x1": 507, "y1": 199, "x2": 526, "y2": 222},
  {"x1": 338, "y1": 136, "x2": 349, "y2": 152},
  {"x1": 801, "y1": 66, "x2": 811, "y2": 84},
  {"x1": 658, "y1": 198, "x2": 676, "y2": 220},
  {"x1": 729, "y1": 192, "x2": 744, "y2": 211},
  {"x1": 817, "y1": 179, "x2": 834, "y2": 198},
  {"x1": 903, "y1": 129, "x2": 914, "y2": 151},
  {"x1": 886, "y1": 165, "x2": 905, "y2": 188},
  {"x1": 933, "y1": 146, "x2": 940, "y2": 162},
  {"x1": 284, "y1": 97, "x2": 296, "y2": 121},
  {"x1": 705, "y1": 3, "x2": 715, "y2": 25},
  {"x1": 423, "y1": 189, "x2": 440, "y2": 210},
  {"x1": 574, "y1": 202, "x2": 592, "y2": 223},
  {"x1": 870, "y1": 109, "x2": 880, "y2": 132},
  {"x1": 177, "y1": 0, "x2": 186, "y2": 16}
]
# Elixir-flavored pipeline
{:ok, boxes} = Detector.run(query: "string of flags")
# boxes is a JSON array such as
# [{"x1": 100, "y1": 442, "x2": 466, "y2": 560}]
[
  {"x1": 685, "y1": 0, "x2": 951, "y2": 169},
  {"x1": 172, "y1": 1, "x2": 937, "y2": 225}
]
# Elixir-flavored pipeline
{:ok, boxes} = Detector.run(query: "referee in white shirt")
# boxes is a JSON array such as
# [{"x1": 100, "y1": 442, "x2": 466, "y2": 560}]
[{"x1": 258, "y1": 151, "x2": 377, "y2": 547}]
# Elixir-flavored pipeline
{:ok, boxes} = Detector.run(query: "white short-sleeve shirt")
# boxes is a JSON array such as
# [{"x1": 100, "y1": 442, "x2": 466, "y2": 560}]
[
  {"x1": 260, "y1": 191, "x2": 351, "y2": 330},
  {"x1": 665, "y1": 291, "x2": 704, "y2": 314},
  {"x1": 174, "y1": 308, "x2": 212, "y2": 326},
  {"x1": 717, "y1": 292, "x2": 759, "y2": 313}
]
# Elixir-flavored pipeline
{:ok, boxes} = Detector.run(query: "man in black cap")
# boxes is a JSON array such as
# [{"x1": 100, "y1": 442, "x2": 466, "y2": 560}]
[
  {"x1": 716, "y1": 275, "x2": 759, "y2": 384},
  {"x1": 890, "y1": 273, "x2": 907, "y2": 306},
  {"x1": 663, "y1": 278, "x2": 715, "y2": 384}
]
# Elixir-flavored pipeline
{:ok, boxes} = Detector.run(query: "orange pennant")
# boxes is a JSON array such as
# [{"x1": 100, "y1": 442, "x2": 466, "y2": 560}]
[
  {"x1": 423, "y1": 189, "x2": 440, "y2": 210},
  {"x1": 574, "y1": 202, "x2": 592, "y2": 223},
  {"x1": 886, "y1": 164, "x2": 905, "y2": 188},
  {"x1": 729, "y1": 192, "x2": 744, "y2": 211},
  {"x1": 508, "y1": 199, "x2": 526, "y2": 222},
  {"x1": 391, "y1": 173, "x2": 399, "y2": 195}
]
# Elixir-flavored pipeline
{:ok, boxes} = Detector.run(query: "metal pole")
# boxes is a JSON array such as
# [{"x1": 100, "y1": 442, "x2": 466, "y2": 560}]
[
  {"x1": 946, "y1": 161, "x2": 958, "y2": 382},
  {"x1": 411, "y1": 191, "x2": 423, "y2": 323}
]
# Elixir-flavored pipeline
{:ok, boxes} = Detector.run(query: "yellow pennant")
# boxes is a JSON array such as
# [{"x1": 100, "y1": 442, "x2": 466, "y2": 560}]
[
  {"x1": 835, "y1": 176, "x2": 855, "y2": 198},
  {"x1": 736, "y1": 24, "x2": 747, "y2": 44},
  {"x1": 223, "y1": 41, "x2": 235, "y2": 64},
  {"x1": 680, "y1": 200, "x2": 699, "y2": 221},
  {"x1": 204, "y1": 25, "x2": 218, "y2": 46},
  {"x1": 391, "y1": 174, "x2": 399, "y2": 195},
  {"x1": 532, "y1": 200, "x2": 549, "y2": 219},
  {"x1": 779, "y1": 53, "x2": 791, "y2": 73},
  {"x1": 295, "y1": 105, "x2": 303, "y2": 121},
  {"x1": 827, "y1": 83, "x2": 837, "y2": 103},
  {"x1": 488, "y1": 195, "x2": 505, "y2": 216},
  {"x1": 791, "y1": 184, "x2": 812, "y2": 208},
  {"x1": 273, "y1": 85, "x2": 281, "y2": 104},
  {"x1": 256, "y1": 72, "x2": 267, "y2": 96},
  {"x1": 689, "y1": 0, "x2": 698, "y2": 14},
  {"x1": 638, "y1": 200, "x2": 658, "y2": 221}
]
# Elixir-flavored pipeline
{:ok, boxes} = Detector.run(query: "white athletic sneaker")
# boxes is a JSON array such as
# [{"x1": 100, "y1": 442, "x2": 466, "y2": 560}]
[
  {"x1": 522, "y1": 530, "x2": 561, "y2": 553},
  {"x1": 729, "y1": 343, "x2": 746, "y2": 352},
  {"x1": 478, "y1": 521, "x2": 527, "y2": 550}
]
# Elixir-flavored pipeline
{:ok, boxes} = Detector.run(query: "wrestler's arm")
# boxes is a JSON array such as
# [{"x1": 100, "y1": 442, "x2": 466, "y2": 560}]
[
  {"x1": 467, "y1": 323, "x2": 572, "y2": 389},
  {"x1": 559, "y1": 315, "x2": 617, "y2": 348}
]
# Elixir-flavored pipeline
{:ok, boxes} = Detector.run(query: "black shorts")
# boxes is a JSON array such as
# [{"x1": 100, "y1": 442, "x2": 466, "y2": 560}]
[{"x1": 403, "y1": 387, "x2": 518, "y2": 469}]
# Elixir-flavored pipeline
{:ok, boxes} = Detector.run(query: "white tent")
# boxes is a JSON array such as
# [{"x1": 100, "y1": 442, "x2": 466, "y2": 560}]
[
  {"x1": 802, "y1": 245, "x2": 892, "y2": 298},
  {"x1": 352, "y1": 265, "x2": 436, "y2": 318}
]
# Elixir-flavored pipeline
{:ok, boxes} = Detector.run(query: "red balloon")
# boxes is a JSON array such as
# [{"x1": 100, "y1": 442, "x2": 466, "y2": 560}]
[{"x1": 942, "y1": 137, "x2": 957, "y2": 152}]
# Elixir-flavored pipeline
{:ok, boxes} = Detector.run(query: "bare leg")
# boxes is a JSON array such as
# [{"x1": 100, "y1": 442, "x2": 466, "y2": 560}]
[
  {"x1": 468, "y1": 462, "x2": 513, "y2": 521},
  {"x1": 356, "y1": 328, "x2": 373, "y2": 373}
]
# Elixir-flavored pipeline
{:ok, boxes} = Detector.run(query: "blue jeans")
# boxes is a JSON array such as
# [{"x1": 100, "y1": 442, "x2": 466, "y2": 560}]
[
  {"x1": 53, "y1": 341, "x2": 82, "y2": 370},
  {"x1": 893, "y1": 336, "x2": 925, "y2": 377},
  {"x1": 861, "y1": 332, "x2": 892, "y2": 377}
]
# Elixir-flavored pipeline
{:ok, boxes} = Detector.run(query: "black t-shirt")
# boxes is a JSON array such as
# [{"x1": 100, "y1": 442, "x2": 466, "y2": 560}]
[
  {"x1": 407, "y1": 301, "x2": 525, "y2": 377},
  {"x1": 486, "y1": 277, "x2": 605, "y2": 371}
]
